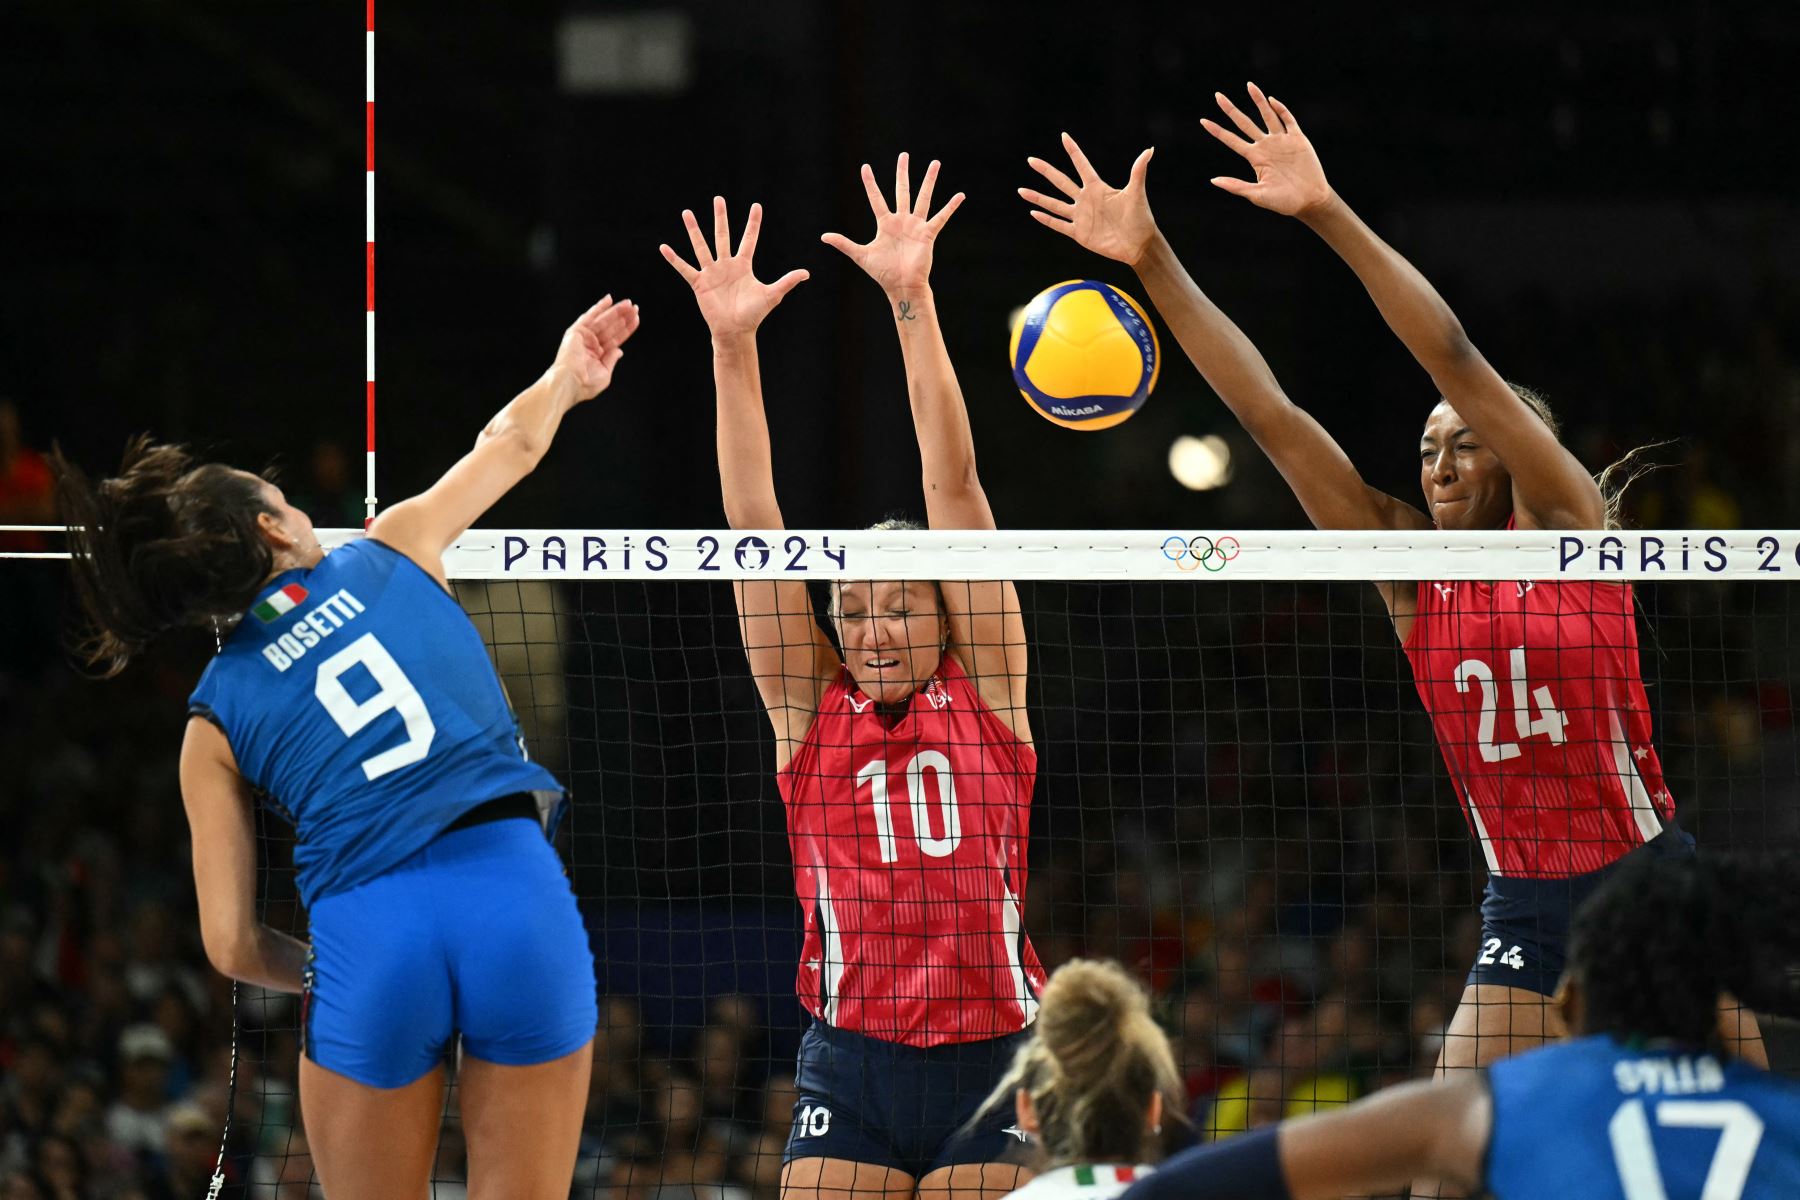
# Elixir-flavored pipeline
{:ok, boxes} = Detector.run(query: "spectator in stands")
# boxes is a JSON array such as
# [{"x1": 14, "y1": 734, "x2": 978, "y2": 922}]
[
  {"x1": 0, "y1": 401, "x2": 53, "y2": 548},
  {"x1": 105, "y1": 1025, "x2": 175, "y2": 1166},
  {"x1": 141, "y1": 1102, "x2": 223, "y2": 1200}
]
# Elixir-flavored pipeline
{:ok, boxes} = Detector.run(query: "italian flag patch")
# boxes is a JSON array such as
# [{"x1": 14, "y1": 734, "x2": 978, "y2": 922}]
[
  {"x1": 1073, "y1": 1167, "x2": 1137, "y2": 1187},
  {"x1": 252, "y1": 583, "x2": 308, "y2": 624}
]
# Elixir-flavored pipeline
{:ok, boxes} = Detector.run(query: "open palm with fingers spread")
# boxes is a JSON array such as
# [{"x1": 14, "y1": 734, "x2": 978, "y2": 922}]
[
  {"x1": 822, "y1": 152, "x2": 964, "y2": 294},
  {"x1": 1201, "y1": 82, "x2": 1333, "y2": 216},
  {"x1": 660, "y1": 198, "x2": 809, "y2": 338},
  {"x1": 1018, "y1": 133, "x2": 1158, "y2": 266}
]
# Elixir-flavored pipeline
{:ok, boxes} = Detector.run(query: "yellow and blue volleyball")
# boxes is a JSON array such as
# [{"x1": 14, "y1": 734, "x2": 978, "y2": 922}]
[{"x1": 1009, "y1": 280, "x2": 1160, "y2": 431}]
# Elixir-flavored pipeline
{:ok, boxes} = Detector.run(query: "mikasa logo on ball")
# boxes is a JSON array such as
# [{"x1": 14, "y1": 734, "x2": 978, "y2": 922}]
[{"x1": 1010, "y1": 279, "x2": 1161, "y2": 431}]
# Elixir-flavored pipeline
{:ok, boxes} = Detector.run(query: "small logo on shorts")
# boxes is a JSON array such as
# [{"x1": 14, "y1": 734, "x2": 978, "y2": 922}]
[
  {"x1": 1002, "y1": 1124, "x2": 1030, "y2": 1143},
  {"x1": 795, "y1": 1104, "x2": 831, "y2": 1137}
]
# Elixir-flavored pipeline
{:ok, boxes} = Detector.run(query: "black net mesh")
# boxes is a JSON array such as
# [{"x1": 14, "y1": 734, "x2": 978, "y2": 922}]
[{"x1": 203, "y1": 571, "x2": 1800, "y2": 1197}]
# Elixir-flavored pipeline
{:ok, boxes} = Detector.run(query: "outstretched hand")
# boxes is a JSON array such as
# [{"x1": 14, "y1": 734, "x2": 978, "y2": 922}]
[
  {"x1": 660, "y1": 198, "x2": 810, "y2": 339},
  {"x1": 1019, "y1": 133, "x2": 1158, "y2": 266},
  {"x1": 1201, "y1": 83, "x2": 1333, "y2": 217},
  {"x1": 554, "y1": 295, "x2": 640, "y2": 401},
  {"x1": 821, "y1": 153, "x2": 963, "y2": 294}
]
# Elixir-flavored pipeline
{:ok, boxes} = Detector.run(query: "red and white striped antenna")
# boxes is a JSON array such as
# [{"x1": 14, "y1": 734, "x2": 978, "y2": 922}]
[{"x1": 364, "y1": 0, "x2": 377, "y2": 527}]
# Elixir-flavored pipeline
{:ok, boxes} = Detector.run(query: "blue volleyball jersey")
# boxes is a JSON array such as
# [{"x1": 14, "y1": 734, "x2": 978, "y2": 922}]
[
  {"x1": 188, "y1": 538, "x2": 563, "y2": 907},
  {"x1": 1487, "y1": 1034, "x2": 1800, "y2": 1199}
]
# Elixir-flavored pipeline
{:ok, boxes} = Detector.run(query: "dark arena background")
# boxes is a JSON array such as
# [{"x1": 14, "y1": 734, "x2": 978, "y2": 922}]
[{"x1": 2, "y1": 3, "x2": 1799, "y2": 1198}]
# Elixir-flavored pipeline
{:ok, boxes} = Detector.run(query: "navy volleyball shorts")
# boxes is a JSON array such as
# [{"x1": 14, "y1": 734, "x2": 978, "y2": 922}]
[
  {"x1": 784, "y1": 1020, "x2": 1032, "y2": 1178},
  {"x1": 1469, "y1": 824, "x2": 1695, "y2": 996},
  {"x1": 303, "y1": 814, "x2": 598, "y2": 1088}
]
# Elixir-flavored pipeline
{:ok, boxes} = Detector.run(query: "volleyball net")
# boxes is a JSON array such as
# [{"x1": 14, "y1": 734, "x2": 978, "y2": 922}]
[
  {"x1": 210, "y1": 526, "x2": 1794, "y2": 1196},
  {"x1": 7, "y1": 525, "x2": 1799, "y2": 1197}
]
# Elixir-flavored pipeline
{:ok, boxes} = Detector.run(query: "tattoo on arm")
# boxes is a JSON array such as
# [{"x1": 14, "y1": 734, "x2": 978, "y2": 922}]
[{"x1": 896, "y1": 300, "x2": 917, "y2": 322}]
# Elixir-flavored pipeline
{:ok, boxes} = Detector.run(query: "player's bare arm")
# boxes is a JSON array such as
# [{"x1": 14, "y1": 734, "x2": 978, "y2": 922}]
[
  {"x1": 369, "y1": 296, "x2": 640, "y2": 588},
  {"x1": 663, "y1": 197, "x2": 836, "y2": 761},
  {"x1": 1206, "y1": 83, "x2": 1604, "y2": 531},
  {"x1": 179, "y1": 717, "x2": 310, "y2": 993},
  {"x1": 825, "y1": 153, "x2": 1029, "y2": 738},
  {"x1": 1022, "y1": 132, "x2": 1427, "y2": 537},
  {"x1": 1276, "y1": 1074, "x2": 1488, "y2": 1199}
]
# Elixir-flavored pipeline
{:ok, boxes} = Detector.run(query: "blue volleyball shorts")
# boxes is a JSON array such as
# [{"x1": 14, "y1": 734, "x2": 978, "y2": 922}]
[
  {"x1": 302, "y1": 816, "x2": 597, "y2": 1088},
  {"x1": 784, "y1": 1020, "x2": 1033, "y2": 1178},
  {"x1": 1469, "y1": 824, "x2": 1695, "y2": 996}
]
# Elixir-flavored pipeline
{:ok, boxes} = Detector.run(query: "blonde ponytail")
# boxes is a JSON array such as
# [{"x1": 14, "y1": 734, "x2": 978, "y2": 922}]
[{"x1": 978, "y1": 959, "x2": 1182, "y2": 1166}]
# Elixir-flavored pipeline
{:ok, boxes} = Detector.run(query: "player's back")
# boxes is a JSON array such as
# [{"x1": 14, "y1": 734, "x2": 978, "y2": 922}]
[
  {"x1": 1487, "y1": 1034, "x2": 1800, "y2": 1199},
  {"x1": 188, "y1": 538, "x2": 561, "y2": 906}
]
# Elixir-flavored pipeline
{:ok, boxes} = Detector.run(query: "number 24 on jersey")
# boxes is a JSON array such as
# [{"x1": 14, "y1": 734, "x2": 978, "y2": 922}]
[{"x1": 1454, "y1": 646, "x2": 1569, "y2": 763}]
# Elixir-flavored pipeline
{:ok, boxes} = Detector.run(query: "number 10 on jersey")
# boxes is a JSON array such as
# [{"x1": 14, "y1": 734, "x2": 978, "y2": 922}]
[{"x1": 856, "y1": 752, "x2": 962, "y2": 863}]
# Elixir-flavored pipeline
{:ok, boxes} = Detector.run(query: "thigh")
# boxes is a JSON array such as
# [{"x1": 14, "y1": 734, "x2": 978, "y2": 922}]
[
  {"x1": 1414, "y1": 984, "x2": 1563, "y2": 1200},
  {"x1": 916, "y1": 1162, "x2": 1032, "y2": 1200},
  {"x1": 786, "y1": 1027, "x2": 907, "y2": 1173},
  {"x1": 459, "y1": 1039, "x2": 592, "y2": 1200},
  {"x1": 783, "y1": 1156, "x2": 916, "y2": 1200},
  {"x1": 1719, "y1": 994, "x2": 1768, "y2": 1068},
  {"x1": 1437, "y1": 983, "x2": 1565, "y2": 1074},
  {"x1": 300, "y1": 1054, "x2": 444, "y2": 1200}
]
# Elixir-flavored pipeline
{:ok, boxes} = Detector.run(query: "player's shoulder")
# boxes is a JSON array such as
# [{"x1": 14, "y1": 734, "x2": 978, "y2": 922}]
[
  {"x1": 1490, "y1": 1034, "x2": 1628, "y2": 1099},
  {"x1": 315, "y1": 536, "x2": 400, "y2": 581}
]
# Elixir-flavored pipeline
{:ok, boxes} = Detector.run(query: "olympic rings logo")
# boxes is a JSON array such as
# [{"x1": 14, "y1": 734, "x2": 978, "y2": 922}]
[{"x1": 1161, "y1": 534, "x2": 1241, "y2": 572}]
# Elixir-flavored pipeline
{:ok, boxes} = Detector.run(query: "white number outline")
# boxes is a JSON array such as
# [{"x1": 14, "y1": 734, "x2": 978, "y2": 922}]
[
  {"x1": 1454, "y1": 647, "x2": 1569, "y2": 763},
  {"x1": 1476, "y1": 938, "x2": 1525, "y2": 970},
  {"x1": 313, "y1": 633, "x2": 436, "y2": 780},
  {"x1": 855, "y1": 752, "x2": 961, "y2": 863},
  {"x1": 1608, "y1": 1096, "x2": 1763, "y2": 1200}
]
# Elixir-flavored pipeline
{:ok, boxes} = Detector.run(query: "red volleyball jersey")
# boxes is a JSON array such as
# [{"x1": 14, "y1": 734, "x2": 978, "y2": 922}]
[
  {"x1": 1403, "y1": 577, "x2": 1674, "y2": 879},
  {"x1": 777, "y1": 655, "x2": 1045, "y2": 1047}
]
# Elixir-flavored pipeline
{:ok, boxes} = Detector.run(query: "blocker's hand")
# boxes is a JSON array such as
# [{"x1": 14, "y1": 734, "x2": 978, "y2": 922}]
[
  {"x1": 1019, "y1": 133, "x2": 1158, "y2": 267},
  {"x1": 1202, "y1": 83, "x2": 1334, "y2": 217},
  {"x1": 660, "y1": 197, "x2": 809, "y2": 339},
  {"x1": 553, "y1": 295, "x2": 640, "y2": 401},
  {"x1": 821, "y1": 152, "x2": 963, "y2": 295}
]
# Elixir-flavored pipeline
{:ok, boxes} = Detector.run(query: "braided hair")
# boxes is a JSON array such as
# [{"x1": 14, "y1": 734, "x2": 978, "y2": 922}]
[{"x1": 1567, "y1": 850, "x2": 1800, "y2": 1048}]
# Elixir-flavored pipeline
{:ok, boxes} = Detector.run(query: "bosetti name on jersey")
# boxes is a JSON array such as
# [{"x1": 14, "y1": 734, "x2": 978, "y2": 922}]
[{"x1": 260, "y1": 590, "x2": 368, "y2": 672}]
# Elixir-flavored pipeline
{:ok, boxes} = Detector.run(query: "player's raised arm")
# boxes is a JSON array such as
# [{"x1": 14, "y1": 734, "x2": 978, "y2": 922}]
[
  {"x1": 368, "y1": 296, "x2": 641, "y2": 585},
  {"x1": 1205, "y1": 84, "x2": 1604, "y2": 530},
  {"x1": 662, "y1": 198, "x2": 836, "y2": 762},
  {"x1": 824, "y1": 154, "x2": 1028, "y2": 736},
  {"x1": 1022, "y1": 134, "x2": 1425, "y2": 534}
]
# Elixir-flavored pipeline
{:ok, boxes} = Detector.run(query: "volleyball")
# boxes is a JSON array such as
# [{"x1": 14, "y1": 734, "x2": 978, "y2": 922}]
[{"x1": 1009, "y1": 280, "x2": 1160, "y2": 431}]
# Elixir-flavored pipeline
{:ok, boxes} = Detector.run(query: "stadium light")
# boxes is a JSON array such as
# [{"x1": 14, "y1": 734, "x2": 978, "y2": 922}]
[{"x1": 1169, "y1": 434, "x2": 1233, "y2": 491}]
